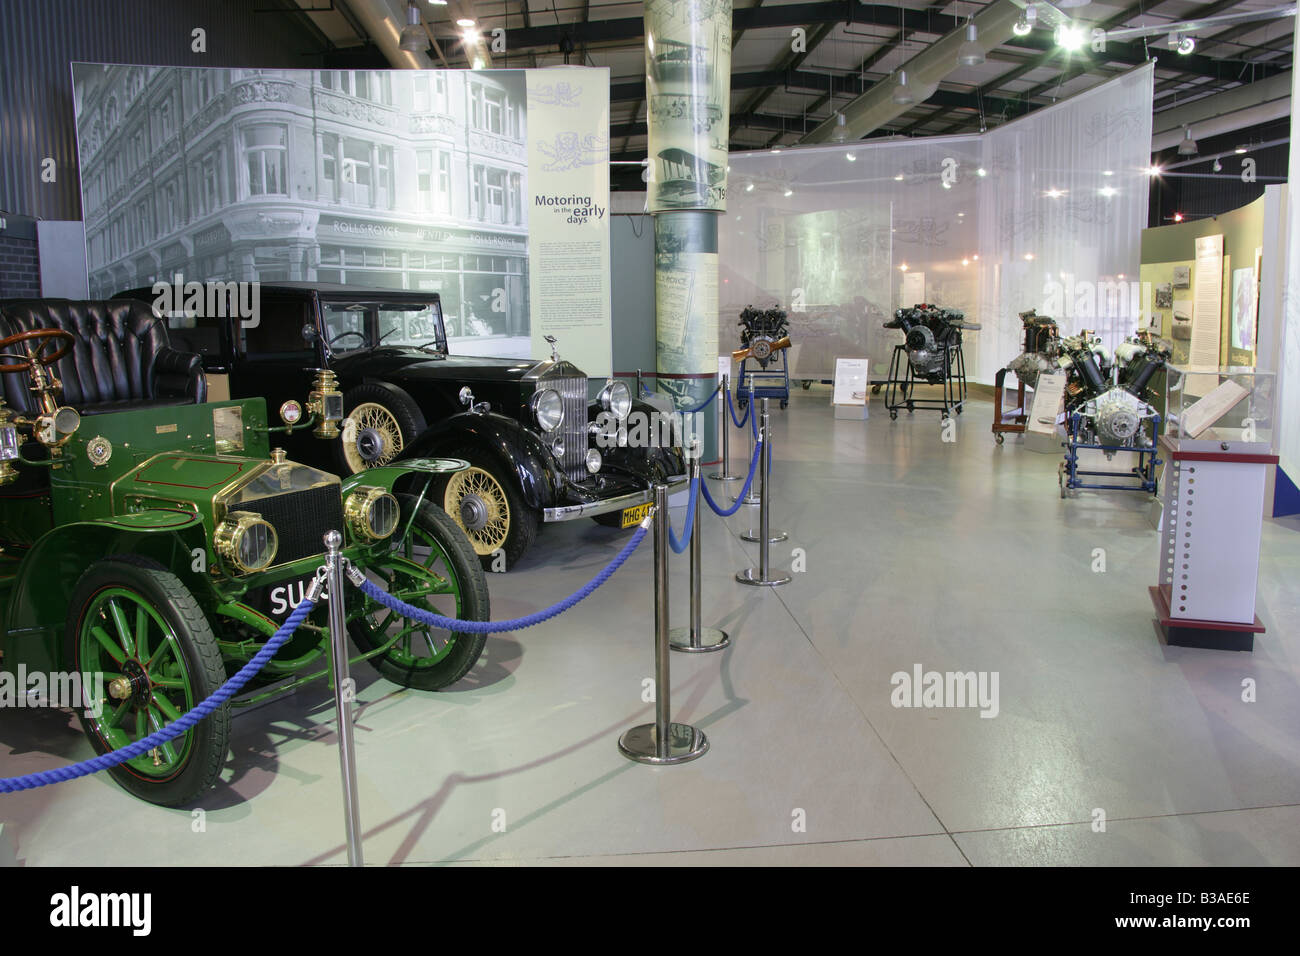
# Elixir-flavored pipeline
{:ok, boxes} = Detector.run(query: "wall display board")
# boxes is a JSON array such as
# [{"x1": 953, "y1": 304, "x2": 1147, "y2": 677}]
[{"x1": 71, "y1": 64, "x2": 612, "y2": 376}]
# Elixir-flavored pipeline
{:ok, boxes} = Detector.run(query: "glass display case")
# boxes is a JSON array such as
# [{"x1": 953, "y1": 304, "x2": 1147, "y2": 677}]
[{"x1": 1162, "y1": 365, "x2": 1275, "y2": 455}]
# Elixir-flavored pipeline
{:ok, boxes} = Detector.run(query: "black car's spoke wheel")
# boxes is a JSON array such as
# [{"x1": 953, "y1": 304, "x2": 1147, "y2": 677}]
[
  {"x1": 441, "y1": 449, "x2": 538, "y2": 570},
  {"x1": 348, "y1": 495, "x2": 489, "y2": 690},
  {"x1": 67, "y1": 557, "x2": 228, "y2": 807},
  {"x1": 337, "y1": 383, "x2": 427, "y2": 475}
]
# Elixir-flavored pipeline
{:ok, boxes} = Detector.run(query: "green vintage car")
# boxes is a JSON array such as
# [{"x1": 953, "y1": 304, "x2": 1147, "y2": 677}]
[{"x1": 0, "y1": 302, "x2": 489, "y2": 806}]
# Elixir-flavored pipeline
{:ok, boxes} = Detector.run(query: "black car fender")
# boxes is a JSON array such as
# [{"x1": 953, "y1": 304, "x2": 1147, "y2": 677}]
[{"x1": 399, "y1": 411, "x2": 564, "y2": 511}]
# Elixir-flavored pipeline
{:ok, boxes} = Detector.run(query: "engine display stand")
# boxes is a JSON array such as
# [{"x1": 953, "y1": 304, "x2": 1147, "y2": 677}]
[
  {"x1": 1148, "y1": 436, "x2": 1276, "y2": 652},
  {"x1": 884, "y1": 342, "x2": 968, "y2": 420},
  {"x1": 737, "y1": 349, "x2": 790, "y2": 410},
  {"x1": 1059, "y1": 412, "x2": 1161, "y2": 498},
  {"x1": 992, "y1": 368, "x2": 1027, "y2": 444}
]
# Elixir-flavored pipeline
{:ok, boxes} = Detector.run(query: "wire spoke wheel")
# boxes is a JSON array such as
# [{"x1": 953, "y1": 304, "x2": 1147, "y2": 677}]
[
  {"x1": 343, "y1": 402, "x2": 403, "y2": 472},
  {"x1": 444, "y1": 466, "x2": 511, "y2": 556},
  {"x1": 347, "y1": 495, "x2": 490, "y2": 690}
]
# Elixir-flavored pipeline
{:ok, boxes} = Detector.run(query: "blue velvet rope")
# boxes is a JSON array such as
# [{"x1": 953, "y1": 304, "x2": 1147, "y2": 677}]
[
  {"x1": 701, "y1": 437, "x2": 763, "y2": 517},
  {"x1": 726, "y1": 386, "x2": 752, "y2": 428},
  {"x1": 357, "y1": 522, "x2": 649, "y2": 633},
  {"x1": 0, "y1": 597, "x2": 317, "y2": 793},
  {"x1": 668, "y1": 476, "x2": 699, "y2": 553},
  {"x1": 682, "y1": 388, "x2": 719, "y2": 414}
]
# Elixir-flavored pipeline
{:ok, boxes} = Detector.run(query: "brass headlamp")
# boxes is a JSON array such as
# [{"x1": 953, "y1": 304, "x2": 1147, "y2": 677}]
[
  {"x1": 307, "y1": 368, "x2": 344, "y2": 439},
  {"x1": 0, "y1": 401, "x2": 20, "y2": 486}
]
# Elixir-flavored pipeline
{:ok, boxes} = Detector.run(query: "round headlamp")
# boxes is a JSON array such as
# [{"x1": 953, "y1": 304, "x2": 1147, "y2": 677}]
[
  {"x1": 215, "y1": 512, "x2": 278, "y2": 573},
  {"x1": 585, "y1": 448, "x2": 602, "y2": 474},
  {"x1": 599, "y1": 381, "x2": 632, "y2": 420},
  {"x1": 345, "y1": 486, "x2": 400, "y2": 541},
  {"x1": 532, "y1": 388, "x2": 564, "y2": 431},
  {"x1": 551, "y1": 435, "x2": 566, "y2": 459}
]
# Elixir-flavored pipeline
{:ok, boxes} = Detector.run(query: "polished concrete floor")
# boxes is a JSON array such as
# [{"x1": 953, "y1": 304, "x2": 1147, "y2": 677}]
[{"x1": 3, "y1": 388, "x2": 1300, "y2": 866}]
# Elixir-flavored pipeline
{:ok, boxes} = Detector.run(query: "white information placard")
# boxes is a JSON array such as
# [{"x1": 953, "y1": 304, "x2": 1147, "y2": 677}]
[
  {"x1": 1189, "y1": 234, "x2": 1224, "y2": 395},
  {"x1": 832, "y1": 358, "x2": 869, "y2": 405},
  {"x1": 1028, "y1": 371, "x2": 1067, "y2": 434}
]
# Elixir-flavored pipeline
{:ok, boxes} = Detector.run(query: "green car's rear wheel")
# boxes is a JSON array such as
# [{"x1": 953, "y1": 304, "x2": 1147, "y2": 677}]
[
  {"x1": 67, "y1": 557, "x2": 229, "y2": 807},
  {"x1": 347, "y1": 494, "x2": 490, "y2": 690}
]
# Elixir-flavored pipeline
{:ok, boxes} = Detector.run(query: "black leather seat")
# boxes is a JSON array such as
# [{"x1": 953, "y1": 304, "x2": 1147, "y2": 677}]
[{"x1": 0, "y1": 299, "x2": 206, "y2": 415}]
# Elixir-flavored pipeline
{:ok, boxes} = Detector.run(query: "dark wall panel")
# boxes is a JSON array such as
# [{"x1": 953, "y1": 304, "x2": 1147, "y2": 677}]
[{"x1": 0, "y1": 0, "x2": 326, "y2": 222}]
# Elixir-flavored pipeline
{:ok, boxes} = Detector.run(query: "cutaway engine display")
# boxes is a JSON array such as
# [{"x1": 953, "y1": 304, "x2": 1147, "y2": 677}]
[{"x1": 884, "y1": 304, "x2": 981, "y2": 383}]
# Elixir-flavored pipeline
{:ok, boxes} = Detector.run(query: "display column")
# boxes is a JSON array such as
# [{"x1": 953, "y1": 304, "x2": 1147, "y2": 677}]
[{"x1": 645, "y1": 0, "x2": 732, "y2": 464}]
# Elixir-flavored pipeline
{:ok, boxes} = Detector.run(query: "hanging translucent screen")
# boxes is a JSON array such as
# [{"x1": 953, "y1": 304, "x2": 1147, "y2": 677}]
[{"x1": 719, "y1": 65, "x2": 1155, "y2": 385}]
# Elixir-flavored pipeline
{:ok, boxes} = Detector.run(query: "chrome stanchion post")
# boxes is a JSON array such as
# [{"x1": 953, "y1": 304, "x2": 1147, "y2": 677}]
[
  {"x1": 323, "y1": 530, "x2": 364, "y2": 866},
  {"x1": 671, "y1": 441, "x2": 729, "y2": 653},
  {"x1": 619, "y1": 484, "x2": 709, "y2": 764},
  {"x1": 709, "y1": 375, "x2": 740, "y2": 482},
  {"x1": 737, "y1": 401, "x2": 792, "y2": 587},
  {"x1": 742, "y1": 397, "x2": 787, "y2": 544}
]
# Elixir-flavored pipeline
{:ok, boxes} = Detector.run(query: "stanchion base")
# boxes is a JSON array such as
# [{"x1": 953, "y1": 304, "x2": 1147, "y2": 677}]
[
  {"x1": 709, "y1": 472, "x2": 742, "y2": 482},
  {"x1": 734, "y1": 493, "x2": 761, "y2": 505},
  {"x1": 741, "y1": 529, "x2": 788, "y2": 543},
  {"x1": 736, "y1": 567, "x2": 792, "y2": 587},
  {"x1": 668, "y1": 625, "x2": 730, "y2": 653},
  {"x1": 618, "y1": 722, "x2": 709, "y2": 765}
]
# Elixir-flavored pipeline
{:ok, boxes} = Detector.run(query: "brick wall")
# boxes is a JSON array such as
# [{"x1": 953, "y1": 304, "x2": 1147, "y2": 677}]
[{"x1": 0, "y1": 234, "x2": 40, "y2": 298}]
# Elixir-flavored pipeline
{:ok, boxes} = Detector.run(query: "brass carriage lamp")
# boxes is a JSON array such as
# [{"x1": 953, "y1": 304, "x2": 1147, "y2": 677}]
[
  {"x1": 307, "y1": 368, "x2": 344, "y2": 439},
  {"x1": 0, "y1": 400, "x2": 19, "y2": 484}
]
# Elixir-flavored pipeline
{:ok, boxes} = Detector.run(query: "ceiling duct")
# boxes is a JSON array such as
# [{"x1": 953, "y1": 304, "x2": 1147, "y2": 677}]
[{"x1": 800, "y1": 0, "x2": 1032, "y2": 144}]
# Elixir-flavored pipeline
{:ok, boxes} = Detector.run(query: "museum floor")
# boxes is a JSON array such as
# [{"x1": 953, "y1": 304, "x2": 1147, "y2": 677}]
[{"x1": 3, "y1": 388, "x2": 1299, "y2": 866}]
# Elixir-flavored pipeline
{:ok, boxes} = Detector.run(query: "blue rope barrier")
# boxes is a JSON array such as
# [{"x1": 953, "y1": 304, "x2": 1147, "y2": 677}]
[
  {"x1": 681, "y1": 387, "x2": 719, "y2": 415},
  {"x1": 357, "y1": 522, "x2": 649, "y2": 633},
  {"x1": 701, "y1": 437, "x2": 763, "y2": 517},
  {"x1": 0, "y1": 597, "x2": 317, "y2": 793},
  {"x1": 668, "y1": 476, "x2": 699, "y2": 553},
  {"x1": 726, "y1": 386, "x2": 751, "y2": 429}
]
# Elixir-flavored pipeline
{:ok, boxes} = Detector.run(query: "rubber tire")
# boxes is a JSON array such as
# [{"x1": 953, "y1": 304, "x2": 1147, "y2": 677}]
[
  {"x1": 349, "y1": 495, "x2": 490, "y2": 690},
  {"x1": 336, "y1": 382, "x2": 427, "y2": 474},
  {"x1": 443, "y1": 446, "x2": 539, "y2": 570},
  {"x1": 67, "y1": 556, "x2": 229, "y2": 808}
]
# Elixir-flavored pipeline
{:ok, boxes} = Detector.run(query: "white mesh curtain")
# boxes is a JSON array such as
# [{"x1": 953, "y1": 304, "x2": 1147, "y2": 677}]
[{"x1": 719, "y1": 64, "x2": 1154, "y2": 385}]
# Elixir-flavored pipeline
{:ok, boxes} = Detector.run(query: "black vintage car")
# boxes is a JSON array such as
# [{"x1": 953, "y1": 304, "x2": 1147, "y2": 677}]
[{"x1": 115, "y1": 283, "x2": 685, "y2": 568}]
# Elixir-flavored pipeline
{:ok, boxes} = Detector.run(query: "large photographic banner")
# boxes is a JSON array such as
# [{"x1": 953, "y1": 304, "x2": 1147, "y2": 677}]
[
  {"x1": 71, "y1": 64, "x2": 610, "y2": 372},
  {"x1": 525, "y1": 69, "x2": 612, "y2": 377}
]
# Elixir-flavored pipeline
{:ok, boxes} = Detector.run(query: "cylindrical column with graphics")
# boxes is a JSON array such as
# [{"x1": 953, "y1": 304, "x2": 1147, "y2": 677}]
[{"x1": 646, "y1": 0, "x2": 731, "y2": 463}]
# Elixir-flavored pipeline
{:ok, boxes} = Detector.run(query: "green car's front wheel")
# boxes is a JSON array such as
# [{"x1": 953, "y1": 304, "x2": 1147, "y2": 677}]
[
  {"x1": 348, "y1": 494, "x2": 490, "y2": 690},
  {"x1": 67, "y1": 557, "x2": 229, "y2": 807}
]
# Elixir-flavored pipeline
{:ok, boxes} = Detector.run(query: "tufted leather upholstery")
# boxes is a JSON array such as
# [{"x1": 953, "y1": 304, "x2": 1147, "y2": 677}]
[{"x1": 0, "y1": 299, "x2": 206, "y2": 415}]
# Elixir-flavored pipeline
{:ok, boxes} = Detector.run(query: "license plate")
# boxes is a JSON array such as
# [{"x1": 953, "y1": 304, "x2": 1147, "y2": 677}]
[
  {"x1": 620, "y1": 503, "x2": 652, "y2": 529},
  {"x1": 245, "y1": 574, "x2": 314, "y2": 620}
]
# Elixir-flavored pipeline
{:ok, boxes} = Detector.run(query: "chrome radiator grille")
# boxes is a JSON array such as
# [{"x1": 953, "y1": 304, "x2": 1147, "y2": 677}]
[{"x1": 541, "y1": 373, "x2": 589, "y2": 482}]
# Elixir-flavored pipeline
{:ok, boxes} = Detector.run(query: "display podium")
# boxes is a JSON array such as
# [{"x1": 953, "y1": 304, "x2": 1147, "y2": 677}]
[{"x1": 1149, "y1": 366, "x2": 1277, "y2": 651}]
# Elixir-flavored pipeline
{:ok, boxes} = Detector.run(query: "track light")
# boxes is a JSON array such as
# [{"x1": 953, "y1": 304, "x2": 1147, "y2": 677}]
[
  {"x1": 456, "y1": 17, "x2": 476, "y2": 27},
  {"x1": 1055, "y1": 23, "x2": 1085, "y2": 51},
  {"x1": 958, "y1": 23, "x2": 985, "y2": 67},
  {"x1": 1177, "y1": 126, "x2": 1198, "y2": 156},
  {"x1": 398, "y1": 1, "x2": 425, "y2": 52},
  {"x1": 1170, "y1": 33, "x2": 1196, "y2": 55},
  {"x1": 892, "y1": 70, "x2": 915, "y2": 106},
  {"x1": 831, "y1": 113, "x2": 848, "y2": 143},
  {"x1": 1212, "y1": 159, "x2": 1223, "y2": 172}
]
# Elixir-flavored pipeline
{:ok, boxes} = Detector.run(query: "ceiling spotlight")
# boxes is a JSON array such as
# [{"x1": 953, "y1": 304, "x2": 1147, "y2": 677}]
[
  {"x1": 846, "y1": 152, "x2": 857, "y2": 162},
  {"x1": 1103, "y1": 169, "x2": 1114, "y2": 176},
  {"x1": 976, "y1": 167, "x2": 987, "y2": 177},
  {"x1": 1055, "y1": 23, "x2": 1085, "y2": 52},
  {"x1": 427, "y1": 0, "x2": 447, "y2": 5},
  {"x1": 1045, "y1": 187, "x2": 1064, "y2": 198},
  {"x1": 831, "y1": 113, "x2": 848, "y2": 144},
  {"x1": 1177, "y1": 126, "x2": 1198, "y2": 156},
  {"x1": 1170, "y1": 34, "x2": 1196, "y2": 55},
  {"x1": 1212, "y1": 158, "x2": 1223, "y2": 172},
  {"x1": 900, "y1": 263, "x2": 909, "y2": 272},
  {"x1": 961, "y1": 258, "x2": 970, "y2": 266},
  {"x1": 456, "y1": 17, "x2": 476, "y2": 27},
  {"x1": 1013, "y1": 3, "x2": 1037, "y2": 37},
  {"x1": 1235, "y1": 145, "x2": 1248, "y2": 154},
  {"x1": 1173, "y1": 212, "x2": 1184, "y2": 222},
  {"x1": 1147, "y1": 164, "x2": 1162, "y2": 176},
  {"x1": 399, "y1": 1, "x2": 425, "y2": 52},
  {"x1": 1024, "y1": 253, "x2": 1035, "y2": 261},
  {"x1": 783, "y1": 188, "x2": 793, "y2": 197},
  {"x1": 771, "y1": 147, "x2": 782, "y2": 154},
  {"x1": 942, "y1": 181, "x2": 952, "y2": 189},
  {"x1": 745, "y1": 182, "x2": 755, "y2": 192},
  {"x1": 892, "y1": 70, "x2": 916, "y2": 106},
  {"x1": 471, "y1": 54, "x2": 486, "y2": 70},
  {"x1": 958, "y1": 23, "x2": 985, "y2": 67},
  {"x1": 894, "y1": 171, "x2": 905, "y2": 181},
  {"x1": 1099, "y1": 186, "x2": 1117, "y2": 197}
]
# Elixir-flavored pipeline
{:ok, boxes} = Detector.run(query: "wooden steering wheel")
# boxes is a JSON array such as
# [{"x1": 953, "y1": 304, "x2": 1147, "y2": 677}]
[{"x1": 0, "y1": 328, "x2": 76, "y2": 374}]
